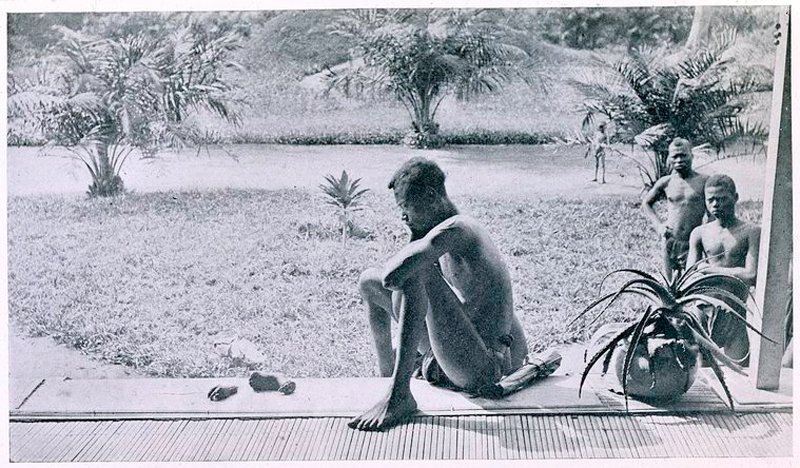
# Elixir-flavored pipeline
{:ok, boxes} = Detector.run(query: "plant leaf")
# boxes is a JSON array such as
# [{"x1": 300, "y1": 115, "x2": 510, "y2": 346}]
[
  {"x1": 679, "y1": 294, "x2": 776, "y2": 344},
  {"x1": 682, "y1": 312, "x2": 747, "y2": 374},
  {"x1": 578, "y1": 322, "x2": 638, "y2": 398},
  {"x1": 698, "y1": 346, "x2": 735, "y2": 410},
  {"x1": 621, "y1": 305, "x2": 659, "y2": 411}
]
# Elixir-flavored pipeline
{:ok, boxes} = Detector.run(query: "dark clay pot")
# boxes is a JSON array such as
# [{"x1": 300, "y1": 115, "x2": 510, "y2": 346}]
[{"x1": 613, "y1": 332, "x2": 701, "y2": 399}]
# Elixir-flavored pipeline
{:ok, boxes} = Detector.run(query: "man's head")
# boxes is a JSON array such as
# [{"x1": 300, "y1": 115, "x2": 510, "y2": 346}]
[
  {"x1": 668, "y1": 138, "x2": 693, "y2": 174},
  {"x1": 705, "y1": 174, "x2": 739, "y2": 221},
  {"x1": 388, "y1": 157, "x2": 453, "y2": 238}
]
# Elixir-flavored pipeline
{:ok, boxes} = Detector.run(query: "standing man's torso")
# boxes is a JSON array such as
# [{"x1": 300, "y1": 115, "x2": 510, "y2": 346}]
[{"x1": 665, "y1": 173, "x2": 708, "y2": 240}]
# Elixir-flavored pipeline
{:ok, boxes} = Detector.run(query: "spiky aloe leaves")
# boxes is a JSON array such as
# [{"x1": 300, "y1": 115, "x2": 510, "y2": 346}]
[{"x1": 573, "y1": 264, "x2": 777, "y2": 410}]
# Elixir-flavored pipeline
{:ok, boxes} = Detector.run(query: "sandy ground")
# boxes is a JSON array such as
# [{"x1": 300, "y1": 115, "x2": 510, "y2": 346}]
[
  {"x1": 5, "y1": 144, "x2": 768, "y2": 382},
  {"x1": 6, "y1": 144, "x2": 768, "y2": 200}
]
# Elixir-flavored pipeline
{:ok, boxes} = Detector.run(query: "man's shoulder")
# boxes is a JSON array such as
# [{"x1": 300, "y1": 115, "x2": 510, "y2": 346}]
[
  {"x1": 689, "y1": 171, "x2": 709, "y2": 185},
  {"x1": 431, "y1": 214, "x2": 478, "y2": 235},
  {"x1": 740, "y1": 221, "x2": 761, "y2": 237},
  {"x1": 691, "y1": 221, "x2": 712, "y2": 238}
]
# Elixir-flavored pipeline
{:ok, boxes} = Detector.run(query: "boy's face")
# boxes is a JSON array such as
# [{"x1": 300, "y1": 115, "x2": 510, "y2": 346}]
[{"x1": 705, "y1": 185, "x2": 738, "y2": 220}]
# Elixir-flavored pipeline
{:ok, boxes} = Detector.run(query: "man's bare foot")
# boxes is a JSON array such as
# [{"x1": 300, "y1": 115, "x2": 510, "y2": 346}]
[{"x1": 348, "y1": 390, "x2": 418, "y2": 431}]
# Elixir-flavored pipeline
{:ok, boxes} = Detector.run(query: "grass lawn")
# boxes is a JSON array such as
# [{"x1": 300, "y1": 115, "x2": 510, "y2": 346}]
[{"x1": 7, "y1": 187, "x2": 763, "y2": 379}]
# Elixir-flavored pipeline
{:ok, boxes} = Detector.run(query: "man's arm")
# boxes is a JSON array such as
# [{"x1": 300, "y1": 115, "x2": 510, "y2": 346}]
[
  {"x1": 703, "y1": 226, "x2": 761, "y2": 286},
  {"x1": 641, "y1": 176, "x2": 671, "y2": 237},
  {"x1": 686, "y1": 226, "x2": 705, "y2": 269},
  {"x1": 382, "y1": 216, "x2": 472, "y2": 290}
]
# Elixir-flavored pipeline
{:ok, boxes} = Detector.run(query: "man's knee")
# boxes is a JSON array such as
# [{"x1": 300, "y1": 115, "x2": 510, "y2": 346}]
[
  {"x1": 359, "y1": 267, "x2": 395, "y2": 319},
  {"x1": 358, "y1": 267, "x2": 384, "y2": 298}
]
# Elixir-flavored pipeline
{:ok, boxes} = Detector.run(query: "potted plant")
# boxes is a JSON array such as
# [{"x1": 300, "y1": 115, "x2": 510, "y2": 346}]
[{"x1": 572, "y1": 260, "x2": 777, "y2": 409}]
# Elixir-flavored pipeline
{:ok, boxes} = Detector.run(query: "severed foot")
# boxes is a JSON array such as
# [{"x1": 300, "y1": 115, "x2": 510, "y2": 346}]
[
  {"x1": 208, "y1": 385, "x2": 238, "y2": 401},
  {"x1": 348, "y1": 390, "x2": 418, "y2": 431}
]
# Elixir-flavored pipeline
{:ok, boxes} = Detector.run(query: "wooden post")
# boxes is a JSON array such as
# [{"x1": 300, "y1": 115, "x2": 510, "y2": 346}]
[{"x1": 751, "y1": 8, "x2": 792, "y2": 390}]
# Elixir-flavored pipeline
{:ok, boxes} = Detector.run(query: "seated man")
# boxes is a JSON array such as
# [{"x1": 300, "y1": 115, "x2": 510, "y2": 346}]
[
  {"x1": 686, "y1": 174, "x2": 761, "y2": 365},
  {"x1": 352, "y1": 157, "x2": 528, "y2": 431}
]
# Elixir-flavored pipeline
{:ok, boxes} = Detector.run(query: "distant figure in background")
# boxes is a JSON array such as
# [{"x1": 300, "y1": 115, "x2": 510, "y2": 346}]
[
  {"x1": 686, "y1": 174, "x2": 760, "y2": 364},
  {"x1": 585, "y1": 121, "x2": 609, "y2": 183},
  {"x1": 642, "y1": 138, "x2": 709, "y2": 282}
]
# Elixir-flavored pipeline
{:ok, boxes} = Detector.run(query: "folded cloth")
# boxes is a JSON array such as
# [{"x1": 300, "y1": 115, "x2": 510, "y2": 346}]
[{"x1": 470, "y1": 350, "x2": 562, "y2": 399}]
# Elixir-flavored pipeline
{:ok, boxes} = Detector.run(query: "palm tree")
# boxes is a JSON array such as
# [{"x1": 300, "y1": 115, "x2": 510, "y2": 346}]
[
  {"x1": 572, "y1": 29, "x2": 771, "y2": 188},
  {"x1": 325, "y1": 9, "x2": 545, "y2": 148},
  {"x1": 8, "y1": 17, "x2": 243, "y2": 196}
]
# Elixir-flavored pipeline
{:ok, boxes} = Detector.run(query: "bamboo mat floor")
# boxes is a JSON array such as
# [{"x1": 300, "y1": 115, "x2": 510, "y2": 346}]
[
  {"x1": 10, "y1": 412, "x2": 793, "y2": 462},
  {"x1": 9, "y1": 369, "x2": 794, "y2": 461}
]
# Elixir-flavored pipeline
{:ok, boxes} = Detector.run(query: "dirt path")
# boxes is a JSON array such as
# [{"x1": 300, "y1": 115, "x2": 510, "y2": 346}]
[
  {"x1": 8, "y1": 323, "x2": 140, "y2": 406},
  {"x1": 6, "y1": 144, "x2": 767, "y2": 201}
]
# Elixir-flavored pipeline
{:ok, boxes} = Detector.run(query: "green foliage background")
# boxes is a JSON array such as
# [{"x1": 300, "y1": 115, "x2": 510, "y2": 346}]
[{"x1": 7, "y1": 7, "x2": 780, "y2": 146}]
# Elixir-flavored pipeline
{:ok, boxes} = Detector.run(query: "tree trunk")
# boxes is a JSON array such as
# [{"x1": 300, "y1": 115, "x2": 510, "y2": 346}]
[
  {"x1": 88, "y1": 143, "x2": 124, "y2": 197},
  {"x1": 342, "y1": 210, "x2": 348, "y2": 248},
  {"x1": 685, "y1": 6, "x2": 713, "y2": 51}
]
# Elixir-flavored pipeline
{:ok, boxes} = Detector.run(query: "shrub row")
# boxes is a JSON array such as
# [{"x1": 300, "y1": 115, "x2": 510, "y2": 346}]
[{"x1": 7, "y1": 129, "x2": 560, "y2": 147}]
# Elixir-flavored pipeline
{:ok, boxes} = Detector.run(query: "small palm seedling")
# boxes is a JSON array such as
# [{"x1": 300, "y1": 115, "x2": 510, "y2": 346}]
[
  {"x1": 571, "y1": 259, "x2": 777, "y2": 410},
  {"x1": 319, "y1": 170, "x2": 370, "y2": 247}
]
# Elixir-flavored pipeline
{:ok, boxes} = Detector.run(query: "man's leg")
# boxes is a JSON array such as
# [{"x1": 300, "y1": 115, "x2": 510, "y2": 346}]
[
  {"x1": 358, "y1": 268, "x2": 396, "y2": 377},
  {"x1": 710, "y1": 304, "x2": 750, "y2": 365},
  {"x1": 600, "y1": 153, "x2": 606, "y2": 183},
  {"x1": 662, "y1": 237, "x2": 675, "y2": 282},
  {"x1": 349, "y1": 272, "x2": 433, "y2": 431},
  {"x1": 423, "y1": 266, "x2": 502, "y2": 390}
]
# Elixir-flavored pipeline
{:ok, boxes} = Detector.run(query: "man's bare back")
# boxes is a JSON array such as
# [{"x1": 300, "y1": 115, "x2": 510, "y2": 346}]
[
  {"x1": 353, "y1": 158, "x2": 527, "y2": 431},
  {"x1": 383, "y1": 214, "x2": 527, "y2": 374}
]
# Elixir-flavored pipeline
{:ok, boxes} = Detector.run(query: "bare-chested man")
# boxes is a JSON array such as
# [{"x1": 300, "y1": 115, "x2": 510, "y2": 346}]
[
  {"x1": 352, "y1": 157, "x2": 528, "y2": 431},
  {"x1": 642, "y1": 138, "x2": 709, "y2": 281},
  {"x1": 686, "y1": 174, "x2": 760, "y2": 364},
  {"x1": 585, "y1": 121, "x2": 609, "y2": 183}
]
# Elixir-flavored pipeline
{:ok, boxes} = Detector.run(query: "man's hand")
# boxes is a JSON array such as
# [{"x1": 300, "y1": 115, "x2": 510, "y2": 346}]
[{"x1": 657, "y1": 224, "x2": 673, "y2": 239}]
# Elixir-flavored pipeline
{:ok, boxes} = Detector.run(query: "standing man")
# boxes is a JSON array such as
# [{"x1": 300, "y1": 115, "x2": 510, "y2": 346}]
[
  {"x1": 353, "y1": 157, "x2": 528, "y2": 431},
  {"x1": 585, "y1": 121, "x2": 609, "y2": 183},
  {"x1": 686, "y1": 174, "x2": 760, "y2": 364},
  {"x1": 642, "y1": 138, "x2": 709, "y2": 281}
]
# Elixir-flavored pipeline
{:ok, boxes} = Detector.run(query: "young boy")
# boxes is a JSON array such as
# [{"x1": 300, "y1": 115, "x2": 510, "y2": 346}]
[{"x1": 686, "y1": 174, "x2": 761, "y2": 364}]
